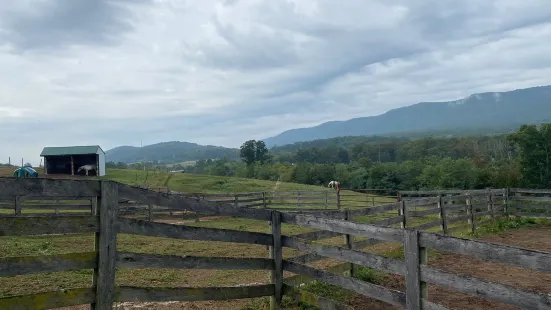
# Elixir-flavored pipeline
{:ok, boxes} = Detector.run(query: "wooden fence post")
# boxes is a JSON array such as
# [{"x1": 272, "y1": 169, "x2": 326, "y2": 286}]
[
  {"x1": 269, "y1": 210, "x2": 283, "y2": 310},
  {"x1": 344, "y1": 210, "x2": 357, "y2": 277},
  {"x1": 91, "y1": 197, "x2": 98, "y2": 216},
  {"x1": 324, "y1": 191, "x2": 328, "y2": 209},
  {"x1": 337, "y1": 189, "x2": 341, "y2": 210},
  {"x1": 515, "y1": 192, "x2": 521, "y2": 216},
  {"x1": 92, "y1": 181, "x2": 119, "y2": 310},
  {"x1": 466, "y1": 195, "x2": 474, "y2": 233},
  {"x1": 297, "y1": 191, "x2": 302, "y2": 208},
  {"x1": 404, "y1": 229, "x2": 427, "y2": 310},
  {"x1": 504, "y1": 188, "x2": 509, "y2": 217},
  {"x1": 14, "y1": 196, "x2": 21, "y2": 216},
  {"x1": 487, "y1": 189, "x2": 494, "y2": 220},
  {"x1": 399, "y1": 200, "x2": 407, "y2": 228},
  {"x1": 262, "y1": 192, "x2": 267, "y2": 209},
  {"x1": 437, "y1": 195, "x2": 448, "y2": 234},
  {"x1": 372, "y1": 195, "x2": 375, "y2": 207},
  {"x1": 234, "y1": 195, "x2": 239, "y2": 208},
  {"x1": 148, "y1": 204, "x2": 153, "y2": 222}
]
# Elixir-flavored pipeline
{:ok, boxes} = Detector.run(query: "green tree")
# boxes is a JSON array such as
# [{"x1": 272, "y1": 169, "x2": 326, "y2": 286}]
[
  {"x1": 255, "y1": 140, "x2": 270, "y2": 164},
  {"x1": 509, "y1": 123, "x2": 551, "y2": 188},
  {"x1": 240, "y1": 140, "x2": 257, "y2": 165}
]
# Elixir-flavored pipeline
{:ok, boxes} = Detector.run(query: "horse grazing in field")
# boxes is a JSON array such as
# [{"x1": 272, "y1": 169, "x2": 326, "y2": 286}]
[
  {"x1": 77, "y1": 164, "x2": 96, "y2": 176},
  {"x1": 328, "y1": 181, "x2": 340, "y2": 190}
]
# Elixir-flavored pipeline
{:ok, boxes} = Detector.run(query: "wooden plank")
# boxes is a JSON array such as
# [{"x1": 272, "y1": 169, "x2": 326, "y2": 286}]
[
  {"x1": 0, "y1": 252, "x2": 97, "y2": 277},
  {"x1": 0, "y1": 288, "x2": 95, "y2": 310},
  {"x1": 283, "y1": 260, "x2": 406, "y2": 308},
  {"x1": 404, "y1": 230, "x2": 421, "y2": 310},
  {"x1": 292, "y1": 230, "x2": 341, "y2": 242},
  {"x1": 118, "y1": 218, "x2": 272, "y2": 245},
  {"x1": 93, "y1": 181, "x2": 118, "y2": 310},
  {"x1": 270, "y1": 211, "x2": 283, "y2": 310},
  {"x1": 117, "y1": 252, "x2": 273, "y2": 270},
  {"x1": 346, "y1": 203, "x2": 400, "y2": 216},
  {"x1": 514, "y1": 196, "x2": 551, "y2": 202},
  {"x1": 0, "y1": 216, "x2": 99, "y2": 236},
  {"x1": 403, "y1": 197, "x2": 439, "y2": 207},
  {"x1": 118, "y1": 183, "x2": 272, "y2": 221},
  {"x1": 419, "y1": 232, "x2": 551, "y2": 273},
  {"x1": 115, "y1": 284, "x2": 275, "y2": 302},
  {"x1": 281, "y1": 213, "x2": 404, "y2": 242},
  {"x1": 282, "y1": 236, "x2": 405, "y2": 276},
  {"x1": 516, "y1": 204, "x2": 551, "y2": 210},
  {"x1": 287, "y1": 238, "x2": 388, "y2": 265},
  {"x1": 516, "y1": 212, "x2": 551, "y2": 218},
  {"x1": 282, "y1": 284, "x2": 354, "y2": 310},
  {"x1": 510, "y1": 188, "x2": 551, "y2": 194},
  {"x1": 420, "y1": 266, "x2": 551, "y2": 309},
  {"x1": 0, "y1": 178, "x2": 101, "y2": 197}
]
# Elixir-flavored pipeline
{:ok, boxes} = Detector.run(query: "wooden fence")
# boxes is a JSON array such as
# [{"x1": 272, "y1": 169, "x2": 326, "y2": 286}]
[{"x1": 1, "y1": 179, "x2": 551, "y2": 309}]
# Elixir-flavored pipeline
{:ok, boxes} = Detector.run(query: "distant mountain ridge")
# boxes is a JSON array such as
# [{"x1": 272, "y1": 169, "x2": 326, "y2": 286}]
[
  {"x1": 106, "y1": 141, "x2": 239, "y2": 164},
  {"x1": 263, "y1": 85, "x2": 551, "y2": 147}
]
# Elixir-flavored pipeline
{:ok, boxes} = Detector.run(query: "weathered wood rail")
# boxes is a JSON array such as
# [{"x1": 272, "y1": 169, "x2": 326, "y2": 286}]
[{"x1": 1, "y1": 179, "x2": 550, "y2": 309}]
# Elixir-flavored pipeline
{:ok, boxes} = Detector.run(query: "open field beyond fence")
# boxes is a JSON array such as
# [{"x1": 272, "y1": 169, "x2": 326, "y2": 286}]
[{"x1": 1, "y1": 178, "x2": 551, "y2": 310}]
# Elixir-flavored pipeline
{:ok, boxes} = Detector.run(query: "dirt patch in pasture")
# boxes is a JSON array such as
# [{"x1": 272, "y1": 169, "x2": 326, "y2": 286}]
[{"x1": 349, "y1": 226, "x2": 551, "y2": 310}]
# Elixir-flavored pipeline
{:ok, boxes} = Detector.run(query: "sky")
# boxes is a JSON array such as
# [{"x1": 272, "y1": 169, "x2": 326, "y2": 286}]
[{"x1": 1, "y1": 0, "x2": 551, "y2": 166}]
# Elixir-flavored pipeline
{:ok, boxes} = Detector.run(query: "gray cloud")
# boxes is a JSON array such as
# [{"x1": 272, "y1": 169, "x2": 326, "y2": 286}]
[
  {"x1": 1, "y1": 0, "x2": 551, "y2": 165},
  {"x1": 0, "y1": 0, "x2": 150, "y2": 51}
]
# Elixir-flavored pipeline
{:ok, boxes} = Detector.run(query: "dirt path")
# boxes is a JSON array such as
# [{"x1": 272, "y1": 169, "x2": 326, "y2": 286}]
[{"x1": 349, "y1": 226, "x2": 551, "y2": 310}]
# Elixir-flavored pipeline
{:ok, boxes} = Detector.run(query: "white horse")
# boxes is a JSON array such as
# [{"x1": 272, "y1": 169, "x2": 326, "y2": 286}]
[
  {"x1": 328, "y1": 181, "x2": 340, "y2": 189},
  {"x1": 77, "y1": 164, "x2": 96, "y2": 176}
]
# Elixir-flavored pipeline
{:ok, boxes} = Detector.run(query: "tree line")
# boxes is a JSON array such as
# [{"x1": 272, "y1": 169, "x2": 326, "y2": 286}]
[{"x1": 105, "y1": 123, "x2": 551, "y2": 190}]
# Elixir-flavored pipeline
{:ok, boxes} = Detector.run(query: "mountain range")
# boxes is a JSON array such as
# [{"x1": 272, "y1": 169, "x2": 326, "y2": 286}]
[
  {"x1": 262, "y1": 85, "x2": 551, "y2": 147},
  {"x1": 106, "y1": 84, "x2": 551, "y2": 163},
  {"x1": 106, "y1": 141, "x2": 238, "y2": 164}
]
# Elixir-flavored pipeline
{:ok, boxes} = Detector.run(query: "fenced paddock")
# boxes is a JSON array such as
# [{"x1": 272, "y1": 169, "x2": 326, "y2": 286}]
[{"x1": 0, "y1": 179, "x2": 551, "y2": 309}]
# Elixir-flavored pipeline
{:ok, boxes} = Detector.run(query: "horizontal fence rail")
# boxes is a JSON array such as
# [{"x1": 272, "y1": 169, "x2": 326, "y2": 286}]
[{"x1": 1, "y1": 178, "x2": 550, "y2": 310}]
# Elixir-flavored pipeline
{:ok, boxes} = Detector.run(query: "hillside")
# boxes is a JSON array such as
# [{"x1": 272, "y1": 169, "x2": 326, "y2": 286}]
[
  {"x1": 105, "y1": 141, "x2": 239, "y2": 164},
  {"x1": 0, "y1": 167, "x2": 325, "y2": 193},
  {"x1": 263, "y1": 85, "x2": 551, "y2": 147}
]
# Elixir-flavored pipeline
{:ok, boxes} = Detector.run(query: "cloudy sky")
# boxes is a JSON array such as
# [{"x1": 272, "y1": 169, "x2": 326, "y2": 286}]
[{"x1": 1, "y1": 0, "x2": 551, "y2": 165}]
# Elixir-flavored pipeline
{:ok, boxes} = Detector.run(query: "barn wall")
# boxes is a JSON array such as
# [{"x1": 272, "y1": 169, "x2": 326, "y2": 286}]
[{"x1": 97, "y1": 151, "x2": 106, "y2": 176}]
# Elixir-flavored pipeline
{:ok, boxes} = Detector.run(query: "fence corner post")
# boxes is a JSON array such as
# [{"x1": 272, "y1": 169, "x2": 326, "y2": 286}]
[
  {"x1": 269, "y1": 210, "x2": 283, "y2": 310},
  {"x1": 14, "y1": 196, "x2": 21, "y2": 216},
  {"x1": 404, "y1": 229, "x2": 426, "y2": 310},
  {"x1": 344, "y1": 210, "x2": 356, "y2": 277},
  {"x1": 400, "y1": 200, "x2": 407, "y2": 228},
  {"x1": 92, "y1": 180, "x2": 119, "y2": 310},
  {"x1": 466, "y1": 195, "x2": 474, "y2": 233},
  {"x1": 504, "y1": 188, "x2": 509, "y2": 217}
]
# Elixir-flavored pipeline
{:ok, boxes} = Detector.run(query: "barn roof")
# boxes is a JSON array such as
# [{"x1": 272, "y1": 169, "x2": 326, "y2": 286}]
[{"x1": 40, "y1": 145, "x2": 104, "y2": 156}]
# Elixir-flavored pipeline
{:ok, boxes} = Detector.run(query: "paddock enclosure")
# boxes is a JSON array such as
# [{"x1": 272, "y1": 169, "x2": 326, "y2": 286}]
[{"x1": 1, "y1": 179, "x2": 551, "y2": 310}]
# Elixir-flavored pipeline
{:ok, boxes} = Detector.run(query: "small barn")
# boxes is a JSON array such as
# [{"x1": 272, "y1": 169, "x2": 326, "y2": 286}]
[{"x1": 40, "y1": 145, "x2": 106, "y2": 177}]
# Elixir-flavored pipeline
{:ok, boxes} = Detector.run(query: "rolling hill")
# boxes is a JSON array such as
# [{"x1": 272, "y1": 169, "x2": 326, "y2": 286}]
[
  {"x1": 106, "y1": 141, "x2": 239, "y2": 164},
  {"x1": 263, "y1": 85, "x2": 551, "y2": 147}
]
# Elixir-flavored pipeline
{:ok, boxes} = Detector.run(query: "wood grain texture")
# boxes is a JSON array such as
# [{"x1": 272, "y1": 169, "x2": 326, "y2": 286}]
[
  {"x1": 283, "y1": 260, "x2": 406, "y2": 308},
  {"x1": 347, "y1": 203, "x2": 401, "y2": 217},
  {"x1": 421, "y1": 266, "x2": 551, "y2": 309},
  {"x1": 281, "y1": 213, "x2": 404, "y2": 242},
  {"x1": 117, "y1": 252, "x2": 273, "y2": 270},
  {"x1": 404, "y1": 230, "x2": 421, "y2": 310},
  {"x1": 0, "y1": 288, "x2": 95, "y2": 310},
  {"x1": 0, "y1": 216, "x2": 99, "y2": 236},
  {"x1": 93, "y1": 181, "x2": 118, "y2": 310},
  {"x1": 118, "y1": 183, "x2": 272, "y2": 221},
  {"x1": 115, "y1": 285, "x2": 275, "y2": 302},
  {"x1": 0, "y1": 178, "x2": 100, "y2": 197},
  {"x1": 118, "y1": 217, "x2": 272, "y2": 245},
  {"x1": 419, "y1": 232, "x2": 551, "y2": 273},
  {"x1": 0, "y1": 252, "x2": 97, "y2": 277}
]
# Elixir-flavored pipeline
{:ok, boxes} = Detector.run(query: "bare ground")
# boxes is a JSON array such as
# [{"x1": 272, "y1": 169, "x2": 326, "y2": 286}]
[{"x1": 349, "y1": 226, "x2": 551, "y2": 310}]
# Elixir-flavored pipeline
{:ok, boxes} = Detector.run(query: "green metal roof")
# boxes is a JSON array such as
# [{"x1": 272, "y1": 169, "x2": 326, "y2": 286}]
[{"x1": 40, "y1": 145, "x2": 104, "y2": 156}]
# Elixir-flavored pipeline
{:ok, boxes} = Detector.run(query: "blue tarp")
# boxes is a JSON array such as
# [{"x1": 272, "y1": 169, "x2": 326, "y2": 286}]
[{"x1": 13, "y1": 167, "x2": 39, "y2": 178}]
